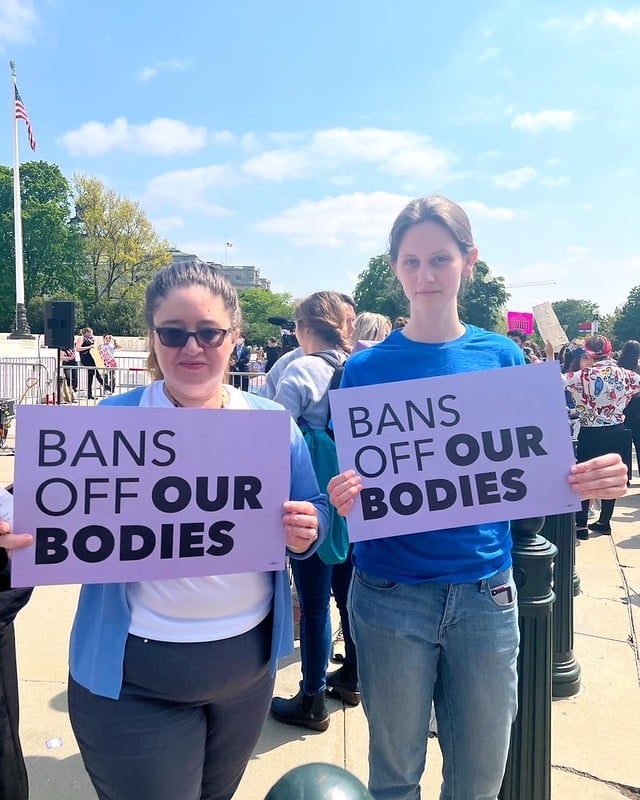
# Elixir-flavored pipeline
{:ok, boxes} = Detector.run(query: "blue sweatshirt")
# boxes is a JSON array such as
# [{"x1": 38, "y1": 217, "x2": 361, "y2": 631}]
[{"x1": 340, "y1": 326, "x2": 524, "y2": 584}]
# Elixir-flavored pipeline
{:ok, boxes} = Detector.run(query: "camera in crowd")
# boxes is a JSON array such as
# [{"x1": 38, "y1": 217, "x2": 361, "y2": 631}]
[{"x1": 267, "y1": 317, "x2": 299, "y2": 352}]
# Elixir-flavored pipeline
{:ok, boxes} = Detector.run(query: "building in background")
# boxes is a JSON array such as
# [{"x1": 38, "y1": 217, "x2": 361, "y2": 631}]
[{"x1": 169, "y1": 251, "x2": 271, "y2": 291}]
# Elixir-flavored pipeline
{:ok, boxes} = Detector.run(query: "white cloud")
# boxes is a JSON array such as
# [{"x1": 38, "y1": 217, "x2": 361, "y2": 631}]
[
  {"x1": 0, "y1": 0, "x2": 38, "y2": 47},
  {"x1": 493, "y1": 167, "x2": 538, "y2": 190},
  {"x1": 143, "y1": 165, "x2": 234, "y2": 217},
  {"x1": 540, "y1": 175, "x2": 570, "y2": 187},
  {"x1": 136, "y1": 58, "x2": 191, "y2": 82},
  {"x1": 59, "y1": 117, "x2": 208, "y2": 156},
  {"x1": 151, "y1": 216, "x2": 187, "y2": 234},
  {"x1": 566, "y1": 245, "x2": 590, "y2": 257},
  {"x1": 255, "y1": 191, "x2": 410, "y2": 248},
  {"x1": 546, "y1": 9, "x2": 640, "y2": 35},
  {"x1": 511, "y1": 110, "x2": 579, "y2": 133},
  {"x1": 461, "y1": 201, "x2": 516, "y2": 221},
  {"x1": 243, "y1": 128, "x2": 454, "y2": 183},
  {"x1": 477, "y1": 47, "x2": 502, "y2": 62}
]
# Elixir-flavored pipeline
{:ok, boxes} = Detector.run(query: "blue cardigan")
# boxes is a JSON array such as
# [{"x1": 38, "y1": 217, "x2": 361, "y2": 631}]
[{"x1": 69, "y1": 386, "x2": 328, "y2": 699}]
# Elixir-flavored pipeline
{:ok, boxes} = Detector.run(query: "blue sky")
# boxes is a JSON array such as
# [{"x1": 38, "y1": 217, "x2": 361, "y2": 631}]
[{"x1": 2, "y1": 0, "x2": 639, "y2": 315}]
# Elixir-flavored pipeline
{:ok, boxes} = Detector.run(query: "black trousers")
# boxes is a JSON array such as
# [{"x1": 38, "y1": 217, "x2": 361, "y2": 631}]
[
  {"x1": 331, "y1": 545, "x2": 357, "y2": 670},
  {"x1": 68, "y1": 616, "x2": 274, "y2": 800},
  {"x1": 0, "y1": 622, "x2": 29, "y2": 800},
  {"x1": 575, "y1": 424, "x2": 631, "y2": 528}
]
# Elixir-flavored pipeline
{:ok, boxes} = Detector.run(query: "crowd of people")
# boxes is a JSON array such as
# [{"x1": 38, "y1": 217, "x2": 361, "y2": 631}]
[
  {"x1": 0, "y1": 194, "x2": 634, "y2": 800},
  {"x1": 57, "y1": 330, "x2": 121, "y2": 402}
]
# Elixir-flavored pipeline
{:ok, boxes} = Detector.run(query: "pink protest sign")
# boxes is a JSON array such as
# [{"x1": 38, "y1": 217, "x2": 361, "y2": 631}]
[
  {"x1": 11, "y1": 406, "x2": 290, "y2": 586},
  {"x1": 329, "y1": 361, "x2": 579, "y2": 543},
  {"x1": 506, "y1": 311, "x2": 534, "y2": 335}
]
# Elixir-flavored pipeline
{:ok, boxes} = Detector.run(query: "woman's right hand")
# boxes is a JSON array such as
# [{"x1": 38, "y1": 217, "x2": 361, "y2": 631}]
[
  {"x1": 327, "y1": 470, "x2": 363, "y2": 517},
  {"x1": 0, "y1": 521, "x2": 34, "y2": 554}
]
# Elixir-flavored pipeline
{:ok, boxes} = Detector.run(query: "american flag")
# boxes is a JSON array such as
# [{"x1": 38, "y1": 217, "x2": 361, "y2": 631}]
[{"x1": 15, "y1": 85, "x2": 37, "y2": 151}]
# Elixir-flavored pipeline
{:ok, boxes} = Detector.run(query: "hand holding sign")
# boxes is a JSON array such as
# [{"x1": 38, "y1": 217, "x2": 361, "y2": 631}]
[
  {"x1": 283, "y1": 500, "x2": 320, "y2": 553},
  {"x1": 327, "y1": 470, "x2": 362, "y2": 517},
  {"x1": 568, "y1": 453, "x2": 627, "y2": 500}
]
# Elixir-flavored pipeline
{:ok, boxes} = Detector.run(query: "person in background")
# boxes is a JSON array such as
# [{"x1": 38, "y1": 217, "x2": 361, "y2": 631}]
[
  {"x1": 326, "y1": 310, "x2": 392, "y2": 712},
  {"x1": 617, "y1": 340, "x2": 640, "y2": 485},
  {"x1": 99, "y1": 334, "x2": 119, "y2": 395},
  {"x1": 327, "y1": 195, "x2": 628, "y2": 800},
  {"x1": 392, "y1": 316, "x2": 408, "y2": 330},
  {"x1": 0, "y1": 487, "x2": 32, "y2": 800},
  {"x1": 270, "y1": 291, "x2": 351, "y2": 732},
  {"x1": 230, "y1": 333, "x2": 251, "y2": 391},
  {"x1": 75, "y1": 327, "x2": 104, "y2": 400},
  {"x1": 1, "y1": 259, "x2": 328, "y2": 800},
  {"x1": 264, "y1": 337, "x2": 281, "y2": 373},
  {"x1": 563, "y1": 334, "x2": 639, "y2": 538},
  {"x1": 60, "y1": 346, "x2": 78, "y2": 402},
  {"x1": 259, "y1": 295, "x2": 356, "y2": 400}
]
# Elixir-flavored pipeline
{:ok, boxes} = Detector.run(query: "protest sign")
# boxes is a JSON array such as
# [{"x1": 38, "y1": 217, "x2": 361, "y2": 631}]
[
  {"x1": 532, "y1": 302, "x2": 569, "y2": 350},
  {"x1": 329, "y1": 361, "x2": 580, "y2": 543},
  {"x1": 506, "y1": 311, "x2": 534, "y2": 335},
  {"x1": 11, "y1": 406, "x2": 290, "y2": 586}
]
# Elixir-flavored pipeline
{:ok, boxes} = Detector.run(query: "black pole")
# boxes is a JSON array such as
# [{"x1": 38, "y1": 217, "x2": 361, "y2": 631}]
[
  {"x1": 543, "y1": 513, "x2": 581, "y2": 698},
  {"x1": 56, "y1": 349, "x2": 62, "y2": 405},
  {"x1": 499, "y1": 516, "x2": 556, "y2": 800},
  {"x1": 8, "y1": 302, "x2": 33, "y2": 340}
]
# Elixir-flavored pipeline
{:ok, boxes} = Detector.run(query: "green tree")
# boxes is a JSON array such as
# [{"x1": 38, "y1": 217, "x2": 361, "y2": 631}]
[
  {"x1": 352, "y1": 254, "x2": 408, "y2": 321},
  {"x1": 550, "y1": 299, "x2": 599, "y2": 341},
  {"x1": 237, "y1": 288, "x2": 296, "y2": 346},
  {"x1": 0, "y1": 161, "x2": 87, "y2": 330},
  {"x1": 460, "y1": 260, "x2": 509, "y2": 331},
  {"x1": 73, "y1": 174, "x2": 171, "y2": 307},
  {"x1": 612, "y1": 286, "x2": 640, "y2": 344}
]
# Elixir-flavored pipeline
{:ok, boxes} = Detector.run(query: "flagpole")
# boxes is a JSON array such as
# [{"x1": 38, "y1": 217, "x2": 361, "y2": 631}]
[{"x1": 8, "y1": 60, "x2": 32, "y2": 339}]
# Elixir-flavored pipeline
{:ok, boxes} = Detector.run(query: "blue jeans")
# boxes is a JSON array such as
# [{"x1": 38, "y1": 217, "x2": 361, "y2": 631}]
[
  {"x1": 349, "y1": 567, "x2": 519, "y2": 800},
  {"x1": 291, "y1": 552, "x2": 333, "y2": 694}
]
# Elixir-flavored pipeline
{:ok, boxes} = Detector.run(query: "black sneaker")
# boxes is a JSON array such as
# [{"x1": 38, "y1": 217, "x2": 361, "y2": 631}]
[
  {"x1": 588, "y1": 521, "x2": 612, "y2": 535},
  {"x1": 576, "y1": 528, "x2": 589, "y2": 540},
  {"x1": 270, "y1": 689, "x2": 329, "y2": 732},
  {"x1": 326, "y1": 666, "x2": 361, "y2": 706}
]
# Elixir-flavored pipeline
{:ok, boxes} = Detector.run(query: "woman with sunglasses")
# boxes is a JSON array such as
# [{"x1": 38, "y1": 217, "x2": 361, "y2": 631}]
[{"x1": 0, "y1": 258, "x2": 328, "y2": 800}]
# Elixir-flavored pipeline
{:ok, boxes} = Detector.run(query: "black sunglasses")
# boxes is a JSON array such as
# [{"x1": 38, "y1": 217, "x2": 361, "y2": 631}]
[{"x1": 154, "y1": 327, "x2": 232, "y2": 349}]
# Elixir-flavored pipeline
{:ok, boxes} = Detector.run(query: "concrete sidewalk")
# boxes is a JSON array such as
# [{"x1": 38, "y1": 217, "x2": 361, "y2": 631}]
[{"x1": 5, "y1": 439, "x2": 640, "y2": 798}]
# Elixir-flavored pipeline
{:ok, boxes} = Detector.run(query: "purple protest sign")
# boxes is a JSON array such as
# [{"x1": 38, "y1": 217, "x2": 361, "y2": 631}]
[
  {"x1": 11, "y1": 406, "x2": 290, "y2": 586},
  {"x1": 329, "y1": 361, "x2": 580, "y2": 543}
]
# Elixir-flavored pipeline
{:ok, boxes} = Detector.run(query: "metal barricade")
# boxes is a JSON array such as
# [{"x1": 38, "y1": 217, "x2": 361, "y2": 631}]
[
  {"x1": 228, "y1": 370, "x2": 266, "y2": 394},
  {"x1": 0, "y1": 357, "x2": 57, "y2": 405}
]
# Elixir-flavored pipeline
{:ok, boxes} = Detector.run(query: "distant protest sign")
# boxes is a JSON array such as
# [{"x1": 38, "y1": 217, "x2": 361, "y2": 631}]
[
  {"x1": 506, "y1": 311, "x2": 534, "y2": 335},
  {"x1": 329, "y1": 362, "x2": 580, "y2": 543},
  {"x1": 532, "y1": 302, "x2": 569, "y2": 350},
  {"x1": 11, "y1": 406, "x2": 290, "y2": 586}
]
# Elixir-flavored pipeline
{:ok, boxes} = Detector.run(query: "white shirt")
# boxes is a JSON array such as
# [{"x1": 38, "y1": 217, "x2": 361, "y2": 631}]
[{"x1": 125, "y1": 381, "x2": 273, "y2": 642}]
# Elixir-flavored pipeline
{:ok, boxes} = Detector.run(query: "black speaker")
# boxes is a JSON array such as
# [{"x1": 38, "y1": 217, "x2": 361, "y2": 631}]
[{"x1": 44, "y1": 301, "x2": 76, "y2": 349}]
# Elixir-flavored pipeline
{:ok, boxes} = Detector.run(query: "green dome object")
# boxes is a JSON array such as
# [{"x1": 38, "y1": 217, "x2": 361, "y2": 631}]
[{"x1": 264, "y1": 763, "x2": 373, "y2": 799}]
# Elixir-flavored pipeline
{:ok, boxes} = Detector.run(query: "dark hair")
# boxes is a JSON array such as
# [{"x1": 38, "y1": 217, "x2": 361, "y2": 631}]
[
  {"x1": 584, "y1": 334, "x2": 612, "y2": 360},
  {"x1": 388, "y1": 195, "x2": 475, "y2": 264},
  {"x1": 295, "y1": 291, "x2": 350, "y2": 352},
  {"x1": 507, "y1": 330, "x2": 526, "y2": 342},
  {"x1": 145, "y1": 257, "x2": 242, "y2": 379},
  {"x1": 617, "y1": 339, "x2": 640, "y2": 372},
  {"x1": 393, "y1": 316, "x2": 408, "y2": 330},
  {"x1": 339, "y1": 293, "x2": 357, "y2": 312}
]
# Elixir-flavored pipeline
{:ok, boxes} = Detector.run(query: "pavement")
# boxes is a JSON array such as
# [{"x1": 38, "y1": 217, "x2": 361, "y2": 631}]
[{"x1": 1, "y1": 409, "x2": 640, "y2": 797}]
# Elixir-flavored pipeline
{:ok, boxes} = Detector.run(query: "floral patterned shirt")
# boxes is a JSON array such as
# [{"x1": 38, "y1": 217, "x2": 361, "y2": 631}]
[{"x1": 563, "y1": 359, "x2": 640, "y2": 427}]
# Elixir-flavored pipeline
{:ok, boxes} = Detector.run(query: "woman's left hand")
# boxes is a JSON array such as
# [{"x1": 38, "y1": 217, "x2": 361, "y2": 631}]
[
  {"x1": 568, "y1": 453, "x2": 628, "y2": 500},
  {"x1": 283, "y1": 500, "x2": 319, "y2": 554}
]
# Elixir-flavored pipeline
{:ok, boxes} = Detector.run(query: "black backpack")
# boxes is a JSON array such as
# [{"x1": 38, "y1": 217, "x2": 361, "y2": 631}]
[{"x1": 309, "y1": 351, "x2": 346, "y2": 434}]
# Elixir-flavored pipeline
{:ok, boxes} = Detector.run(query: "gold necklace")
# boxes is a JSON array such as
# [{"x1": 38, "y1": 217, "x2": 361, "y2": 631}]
[{"x1": 163, "y1": 385, "x2": 229, "y2": 409}]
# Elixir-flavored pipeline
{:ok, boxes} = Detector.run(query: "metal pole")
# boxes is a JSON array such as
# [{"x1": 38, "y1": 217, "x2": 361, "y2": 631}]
[
  {"x1": 499, "y1": 516, "x2": 556, "y2": 800},
  {"x1": 543, "y1": 513, "x2": 581, "y2": 698}
]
